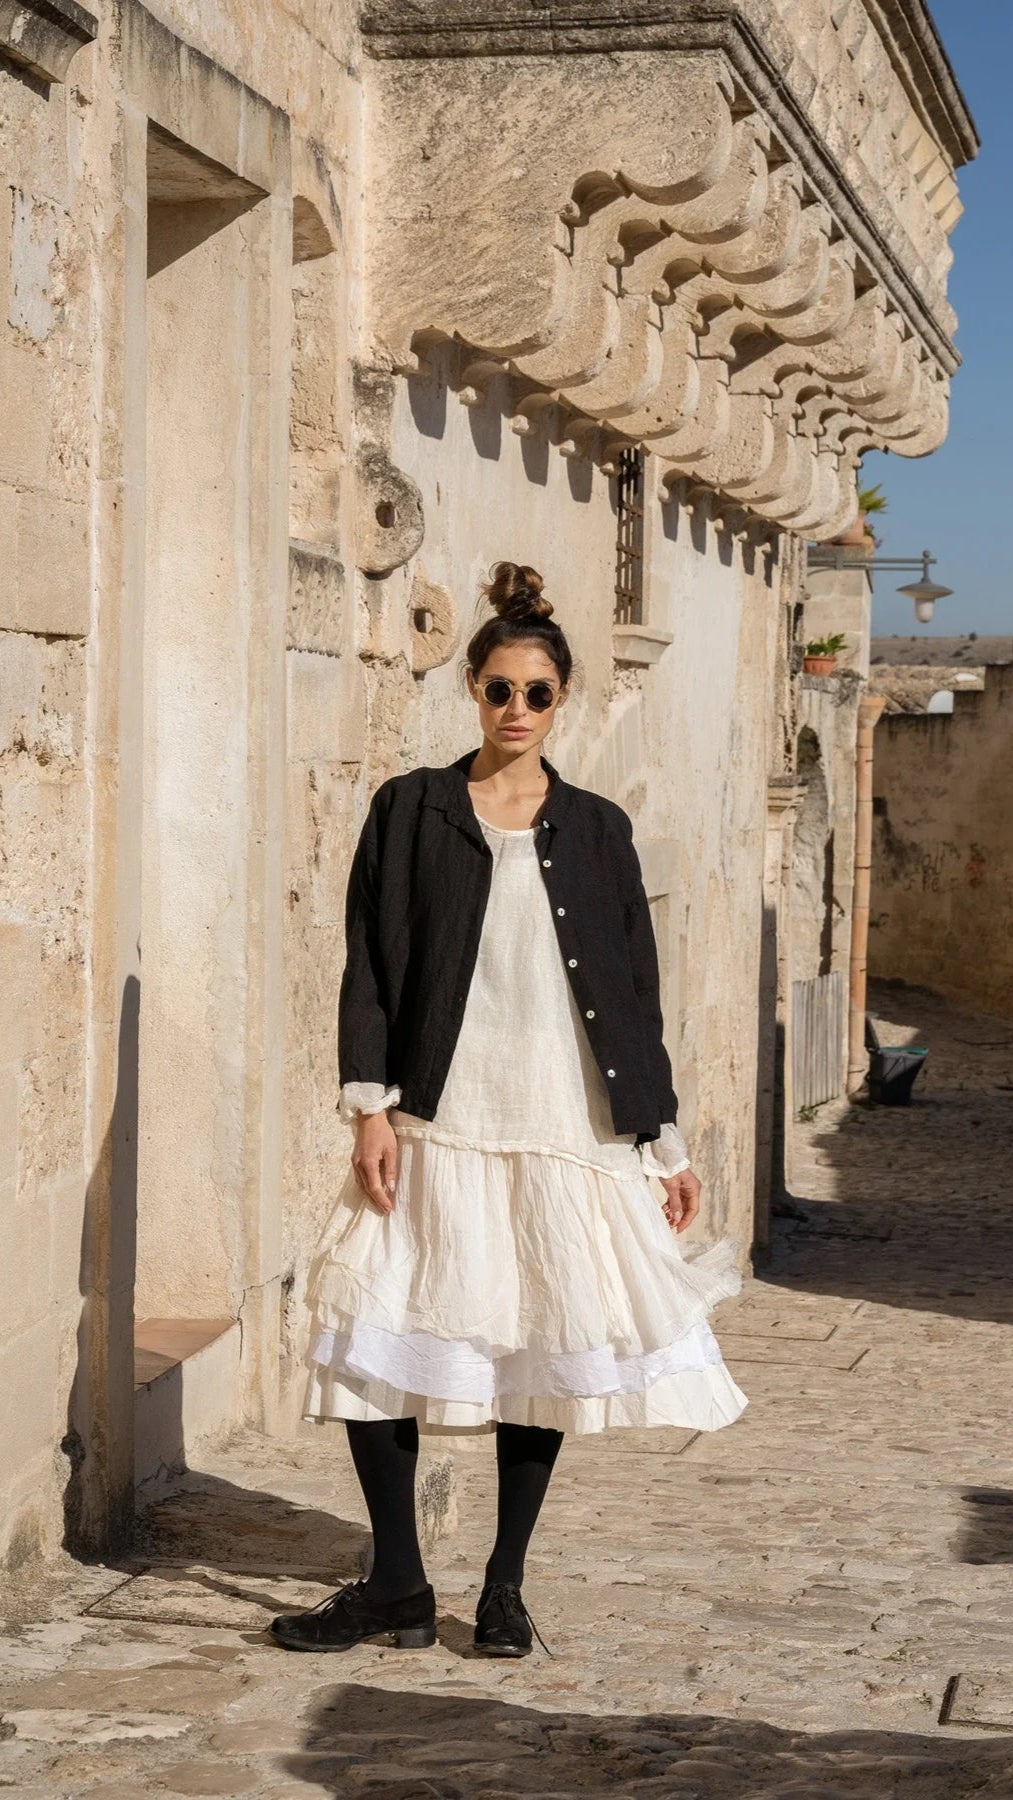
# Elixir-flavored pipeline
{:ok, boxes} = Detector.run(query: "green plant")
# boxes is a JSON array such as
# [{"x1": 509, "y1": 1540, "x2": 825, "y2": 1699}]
[
  {"x1": 805, "y1": 633, "x2": 847, "y2": 657},
  {"x1": 857, "y1": 482, "x2": 887, "y2": 514}
]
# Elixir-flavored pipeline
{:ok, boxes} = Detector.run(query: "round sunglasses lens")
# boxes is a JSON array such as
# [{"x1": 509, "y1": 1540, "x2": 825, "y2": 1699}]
[
  {"x1": 482, "y1": 680, "x2": 513, "y2": 707},
  {"x1": 526, "y1": 683, "x2": 556, "y2": 712}
]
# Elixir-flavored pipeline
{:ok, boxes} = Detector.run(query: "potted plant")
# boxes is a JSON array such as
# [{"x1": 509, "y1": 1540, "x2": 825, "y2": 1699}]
[
  {"x1": 833, "y1": 482, "x2": 887, "y2": 549},
  {"x1": 803, "y1": 632, "x2": 847, "y2": 675}
]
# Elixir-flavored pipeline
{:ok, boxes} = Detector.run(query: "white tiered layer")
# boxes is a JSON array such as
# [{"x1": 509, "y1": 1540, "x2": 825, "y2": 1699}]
[{"x1": 302, "y1": 816, "x2": 748, "y2": 1436}]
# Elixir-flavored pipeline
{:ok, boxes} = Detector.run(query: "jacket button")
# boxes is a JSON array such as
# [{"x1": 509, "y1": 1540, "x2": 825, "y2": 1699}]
[
  {"x1": 586, "y1": 1009, "x2": 595, "y2": 1020},
  {"x1": 542, "y1": 819, "x2": 550, "y2": 829},
  {"x1": 543, "y1": 859, "x2": 552, "y2": 868},
  {"x1": 606, "y1": 1067, "x2": 615, "y2": 1078},
  {"x1": 567, "y1": 958, "x2": 577, "y2": 968},
  {"x1": 556, "y1": 906, "x2": 565, "y2": 917}
]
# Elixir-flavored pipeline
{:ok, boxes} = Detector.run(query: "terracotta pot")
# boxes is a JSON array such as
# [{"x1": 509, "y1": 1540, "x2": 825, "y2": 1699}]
[
  {"x1": 803, "y1": 654, "x2": 837, "y2": 676},
  {"x1": 831, "y1": 510, "x2": 867, "y2": 548}
]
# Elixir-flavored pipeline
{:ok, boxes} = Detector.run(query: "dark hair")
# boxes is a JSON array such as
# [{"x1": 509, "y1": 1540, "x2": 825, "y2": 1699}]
[{"x1": 465, "y1": 562, "x2": 573, "y2": 687}]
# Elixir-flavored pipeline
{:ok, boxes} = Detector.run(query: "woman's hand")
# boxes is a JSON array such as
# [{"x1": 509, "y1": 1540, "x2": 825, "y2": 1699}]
[
  {"x1": 660, "y1": 1166, "x2": 701, "y2": 1233},
  {"x1": 352, "y1": 1111, "x2": 399, "y2": 1214}
]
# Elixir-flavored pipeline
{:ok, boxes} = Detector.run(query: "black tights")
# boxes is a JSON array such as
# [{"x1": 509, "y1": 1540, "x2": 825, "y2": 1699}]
[{"x1": 345, "y1": 1418, "x2": 564, "y2": 1601}]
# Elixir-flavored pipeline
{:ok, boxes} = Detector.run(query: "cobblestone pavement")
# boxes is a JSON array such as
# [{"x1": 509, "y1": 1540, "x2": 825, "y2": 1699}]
[{"x1": 3, "y1": 978, "x2": 1013, "y2": 1798}]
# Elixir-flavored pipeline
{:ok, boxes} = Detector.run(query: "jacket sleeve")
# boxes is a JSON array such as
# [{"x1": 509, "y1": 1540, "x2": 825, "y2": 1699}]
[
  {"x1": 617, "y1": 812, "x2": 679, "y2": 1127},
  {"x1": 337, "y1": 782, "x2": 394, "y2": 1089}
]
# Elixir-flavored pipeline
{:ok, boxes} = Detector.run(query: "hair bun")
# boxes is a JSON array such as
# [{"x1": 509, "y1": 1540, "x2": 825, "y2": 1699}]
[{"x1": 483, "y1": 560, "x2": 554, "y2": 622}]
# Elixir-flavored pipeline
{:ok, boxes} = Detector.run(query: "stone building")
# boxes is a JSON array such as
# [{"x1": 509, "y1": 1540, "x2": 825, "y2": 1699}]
[
  {"x1": 869, "y1": 638, "x2": 1013, "y2": 1016},
  {"x1": 0, "y1": 0, "x2": 975, "y2": 1565}
]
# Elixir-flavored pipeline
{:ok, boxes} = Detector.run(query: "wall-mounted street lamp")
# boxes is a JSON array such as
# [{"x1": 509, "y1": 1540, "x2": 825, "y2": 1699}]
[{"x1": 806, "y1": 546, "x2": 953, "y2": 624}]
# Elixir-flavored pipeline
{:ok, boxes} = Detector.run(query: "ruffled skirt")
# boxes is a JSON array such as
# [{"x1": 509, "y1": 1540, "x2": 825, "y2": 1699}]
[{"x1": 302, "y1": 1131, "x2": 748, "y2": 1436}]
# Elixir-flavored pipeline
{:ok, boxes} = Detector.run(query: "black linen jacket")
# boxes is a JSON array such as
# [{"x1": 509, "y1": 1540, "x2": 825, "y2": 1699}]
[{"x1": 338, "y1": 749, "x2": 678, "y2": 1143}]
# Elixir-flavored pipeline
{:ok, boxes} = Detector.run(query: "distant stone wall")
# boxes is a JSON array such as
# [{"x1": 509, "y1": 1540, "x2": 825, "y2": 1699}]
[{"x1": 869, "y1": 665, "x2": 1013, "y2": 1017}]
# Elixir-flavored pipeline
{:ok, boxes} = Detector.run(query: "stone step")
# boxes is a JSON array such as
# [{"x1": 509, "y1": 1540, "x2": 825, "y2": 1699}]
[{"x1": 134, "y1": 1318, "x2": 241, "y2": 1498}]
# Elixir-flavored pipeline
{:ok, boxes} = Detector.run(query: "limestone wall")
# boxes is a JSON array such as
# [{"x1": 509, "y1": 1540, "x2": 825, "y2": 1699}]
[
  {"x1": 869, "y1": 665, "x2": 1013, "y2": 1018},
  {"x1": 0, "y1": 0, "x2": 362, "y2": 1567},
  {"x1": 0, "y1": 29, "x2": 95, "y2": 1569}
]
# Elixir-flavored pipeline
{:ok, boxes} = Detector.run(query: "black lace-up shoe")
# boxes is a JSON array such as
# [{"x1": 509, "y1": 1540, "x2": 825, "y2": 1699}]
[
  {"x1": 474, "y1": 1580, "x2": 550, "y2": 1658},
  {"x1": 269, "y1": 1579, "x2": 436, "y2": 1652}
]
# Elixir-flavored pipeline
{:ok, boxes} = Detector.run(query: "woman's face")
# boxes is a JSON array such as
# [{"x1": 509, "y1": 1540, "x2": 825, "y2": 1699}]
[{"x1": 467, "y1": 641, "x2": 568, "y2": 756}]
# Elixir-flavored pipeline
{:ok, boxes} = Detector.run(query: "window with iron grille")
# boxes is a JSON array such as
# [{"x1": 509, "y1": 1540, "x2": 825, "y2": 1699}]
[{"x1": 614, "y1": 447, "x2": 645, "y2": 625}]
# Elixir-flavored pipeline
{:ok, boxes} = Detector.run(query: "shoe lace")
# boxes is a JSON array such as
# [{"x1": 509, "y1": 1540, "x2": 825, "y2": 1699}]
[
  {"x1": 479, "y1": 1580, "x2": 554, "y2": 1657},
  {"x1": 307, "y1": 1578, "x2": 367, "y2": 1619}
]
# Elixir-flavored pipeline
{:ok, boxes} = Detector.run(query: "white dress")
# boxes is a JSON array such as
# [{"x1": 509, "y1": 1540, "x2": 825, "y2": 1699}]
[{"x1": 302, "y1": 817, "x2": 748, "y2": 1435}]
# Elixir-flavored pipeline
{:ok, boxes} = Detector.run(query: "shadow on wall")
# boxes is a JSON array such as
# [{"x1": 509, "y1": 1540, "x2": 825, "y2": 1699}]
[
  {"x1": 280, "y1": 1682, "x2": 1013, "y2": 1795},
  {"x1": 402, "y1": 343, "x2": 618, "y2": 503},
  {"x1": 62, "y1": 975, "x2": 141, "y2": 1560},
  {"x1": 407, "y1": 358, "x2": 449, "y2": 442},
  {"x1": 764, "y1": 978, "x2": 1013, "y2": 1331}
]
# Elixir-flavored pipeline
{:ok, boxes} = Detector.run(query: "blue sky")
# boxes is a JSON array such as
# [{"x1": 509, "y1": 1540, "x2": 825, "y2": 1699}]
[{"x1": 861, "y1": 3, "x2": 1012, "y2": 638}]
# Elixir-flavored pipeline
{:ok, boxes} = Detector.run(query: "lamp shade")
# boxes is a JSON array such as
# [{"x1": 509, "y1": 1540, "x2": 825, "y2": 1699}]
[{"x1": 896, "y1": 579, "x2": 953, "y2": 605}]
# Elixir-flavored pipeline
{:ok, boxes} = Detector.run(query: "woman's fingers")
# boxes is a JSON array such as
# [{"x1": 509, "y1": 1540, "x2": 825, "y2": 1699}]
[
  {"x1": 351, "y1": 1114, "x2": 399, "y2": 1213},
  {"x1": 353, "y1": 1154, "x2": 393, "y2": 1212},
  {"x1": 380, "y1": 1138, "x2": 399, "y2": 1206},
  {"x1": 661, "y1": 1167, "x2": 702, "y2": 1233},
  {"x1": 673, "y1": 1169, "x2": 701, "y2": 1233}
]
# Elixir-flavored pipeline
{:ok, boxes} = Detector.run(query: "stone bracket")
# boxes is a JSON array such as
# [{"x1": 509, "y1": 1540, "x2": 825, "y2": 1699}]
[
  {"x1": 612, "y1": 624, "x2": 675, "y2": 668},
  {"x1": 0, "y1": 0, "x2": 97, "y2": 83}
]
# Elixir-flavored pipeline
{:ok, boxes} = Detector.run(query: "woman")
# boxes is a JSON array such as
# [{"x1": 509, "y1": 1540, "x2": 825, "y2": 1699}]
[{"x1": 271, "y1": 562, "x2": 747, "y2": 1658}]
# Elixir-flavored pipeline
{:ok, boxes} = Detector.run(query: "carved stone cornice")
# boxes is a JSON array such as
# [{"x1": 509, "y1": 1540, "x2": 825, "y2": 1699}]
[
  {"x1": 366, "y1": 24, "x2": 964, "y2": 538},
  {"x1": 0, "y1": 0, "x2": 97, "y2": 82},
  {"x1": 862, "y1": 0, "x2": 979, "y2": 168},
  {"x1": 363, "y1": 0, "x2": 966, "y2": 374},
  {"x1": 367, "y1": 2, "x2": 977, "y2": 176}
]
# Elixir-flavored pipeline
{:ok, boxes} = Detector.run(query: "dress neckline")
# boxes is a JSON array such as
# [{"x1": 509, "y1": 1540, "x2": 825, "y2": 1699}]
[{"x1": 473, "y1": 814, "x2": 536, "y2": 837}]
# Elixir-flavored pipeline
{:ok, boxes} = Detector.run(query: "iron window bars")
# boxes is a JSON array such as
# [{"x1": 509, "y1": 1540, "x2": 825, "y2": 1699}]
[{"x1": 614, "y1": 448, "x2": 645, "y2": 625}]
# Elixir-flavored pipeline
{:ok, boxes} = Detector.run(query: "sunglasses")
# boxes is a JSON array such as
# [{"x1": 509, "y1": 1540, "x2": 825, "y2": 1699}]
[{"x1": 475, "y1": 676, "x2": 560, "y2": 713}]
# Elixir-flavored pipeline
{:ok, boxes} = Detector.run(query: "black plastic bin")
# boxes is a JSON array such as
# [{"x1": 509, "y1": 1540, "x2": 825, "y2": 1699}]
[{"x1": 868, "y1": 1044, "x2": 928, "y2": 1105}]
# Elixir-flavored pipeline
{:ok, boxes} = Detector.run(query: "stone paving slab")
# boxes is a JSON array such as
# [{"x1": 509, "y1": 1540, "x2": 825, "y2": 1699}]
[
  {"x1": 943, "y1": 1672, "x2": 1013, "y2": 1730},
  {"x1": 719, "y1": 1335, "x2": 870, "y2": 1368}
]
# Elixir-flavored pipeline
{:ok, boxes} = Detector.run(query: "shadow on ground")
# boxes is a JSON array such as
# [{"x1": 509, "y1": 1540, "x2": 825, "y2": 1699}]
[
  {"x1": 132, "y1": 1469, "x2": 367, "y2": 1581},
  {"x1": 279, "y1": 1681, "x2": 1013, "y2": 1798},
  {"x1": 762, "y1": 979, "x2": 1013, "y2": 1330}
]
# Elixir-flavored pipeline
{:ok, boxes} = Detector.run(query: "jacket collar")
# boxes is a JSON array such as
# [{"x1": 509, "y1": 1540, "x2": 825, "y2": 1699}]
[{"x1": 430, "y1": 748, "x2": 572, "y2": 845}]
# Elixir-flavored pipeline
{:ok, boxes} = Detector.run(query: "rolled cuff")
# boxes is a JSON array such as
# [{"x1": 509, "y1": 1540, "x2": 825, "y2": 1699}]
[
  {"x1": 639, "y1": 1122, "x2": 691, "y2": 1179},
  {"x1": 338, "y1": 1081, "x2": 402, "y2": 1122}
]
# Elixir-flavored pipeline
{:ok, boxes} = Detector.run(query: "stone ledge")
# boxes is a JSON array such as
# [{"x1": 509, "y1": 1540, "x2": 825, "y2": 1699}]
[
  {"x1": 0, "y1": 0, "x2": 97, "y2": 84},
  {"x1": 612, "y1": 624, "x2": 674, "y2": 668}
]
